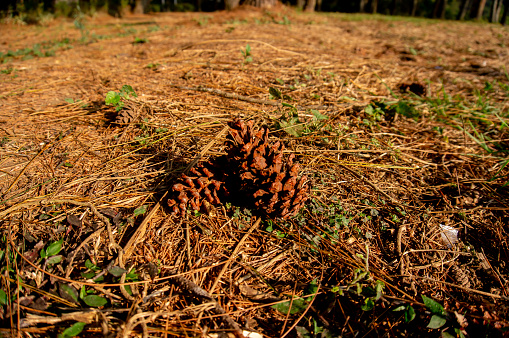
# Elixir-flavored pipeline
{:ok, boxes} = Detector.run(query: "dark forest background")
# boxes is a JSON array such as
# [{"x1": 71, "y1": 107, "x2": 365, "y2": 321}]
[{"x1": 0, "y1": 0, "x2": 507, "y2": 25}]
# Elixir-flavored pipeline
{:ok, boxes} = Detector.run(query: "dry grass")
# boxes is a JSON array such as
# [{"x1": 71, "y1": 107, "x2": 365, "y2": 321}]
[{"x1": 1, "y1": 5, "x2": 509, "y2": 337}]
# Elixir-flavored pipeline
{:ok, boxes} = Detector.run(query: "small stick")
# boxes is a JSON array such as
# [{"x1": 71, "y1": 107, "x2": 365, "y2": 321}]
[
  {"x1": 169, "y1": 84, "x2": 280, "y2": 107},
  {"x1": 168, "y1": 84, "x2": 335, "y2": 111},
  {"x1": 2, "y1": 198, "x2": 120, "y2": 253},
  {"x1": 122, "y1": 193, "x2": 167, "y2": 263},
  {"x1": 397, "y1": 223, "x2": 407, "y2": 276},
  {"x1": 280, "y1": 286, "x2": 321, "y2": 338},
  {"x1": 170, "y1": 274, "x2": 244, "y2": 338},
  {"x1": 396, "y1": 223, "x2": 406, "y2": 257},
  {"x1": 210, "y1": 218, "x2": 261, "y2": 295},
  {"x1": 179, "y1": 38, "x2": 305, "y2": 56},
  {"x1": 338, "y1": 164, "x2": 420, "y2": 210},
  {"x1": 50, "y1": 199, "x2": 121, "y2": 253},
  {"x1": 402, "y1": 275, "x2": 508, "y2": 300},
  {"x1": 480, "y1": 247, "x2": 509, "y2": 297},
  {"x1": 4, "y1": 129, "x2": 72, "y2": 195},
  {"x1": 65, "y1": 227, "x2": 104, "y2": 278},
  {"x1": 184, "y1": 124, "x2": 229, "y2": 173}
]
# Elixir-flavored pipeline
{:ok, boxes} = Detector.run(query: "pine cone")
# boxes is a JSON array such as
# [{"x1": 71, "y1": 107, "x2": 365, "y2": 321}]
[
  {"x1": 166, "y1": 119, "x2": 309, "y2": 219},
  {"x1": 115, "y1": 108, "x2": 139, "y2": 124},
  {"x1": 167, "y1": 163, "x2": 228, "y2": 217},
  {"x1": 224, "y1": 119, "x2": 309, "y2": 219},
  {"x1": 113, "y1": 101, "x2": 146, "y2": 124}
]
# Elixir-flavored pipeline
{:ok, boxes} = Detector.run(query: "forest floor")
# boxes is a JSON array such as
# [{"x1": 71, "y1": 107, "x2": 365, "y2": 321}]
[{"x1": 1, "y1": 5, "x2": 509, "y2": 337}]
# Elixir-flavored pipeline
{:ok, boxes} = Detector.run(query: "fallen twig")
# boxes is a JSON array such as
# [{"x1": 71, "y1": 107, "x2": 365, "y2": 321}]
[{"x1": 170, "y1": 273, "x2": 244, "y2": 338}]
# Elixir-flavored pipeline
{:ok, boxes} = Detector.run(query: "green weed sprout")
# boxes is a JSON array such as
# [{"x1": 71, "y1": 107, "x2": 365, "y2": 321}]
[
  {"x1": 105, "y1": 85, "x2": 137, "y2": 111},
  {"x1": 241, "y1": 44, "x2": 253, "y2": 64}
]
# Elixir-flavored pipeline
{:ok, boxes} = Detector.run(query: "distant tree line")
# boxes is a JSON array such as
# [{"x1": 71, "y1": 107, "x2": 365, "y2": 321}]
[{"x1": 0, "y1": 0, "x2": 507, "y2": 24}]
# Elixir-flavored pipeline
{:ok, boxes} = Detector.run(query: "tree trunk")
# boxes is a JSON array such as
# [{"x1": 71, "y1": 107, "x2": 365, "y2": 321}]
[
  {"x1": 24, "y1": 0, "x2": 40, "y2": 12},
  {"x1": 501, "y1": 0, "x2": 509, "y2": 24},
  {"x1": 458, "y1": 0, "x2": 472, "y2": 19},
  {"x1": 475, "y1": 0, "x2": 488, "y2": 19},
  {"x1": 432, "y1": 0, "x2": 441, "y2": 17},
  {"x1": 410, "y1": 0, "x2": 419, "y2": 16},
  {"x1": 370, "y1": 0, "x2": 378, "y2": 13},
  {"x1": 296, "y1": 0, "x2": 305, "y2": 10},
  {"x1": 0, "y1": 0, "x2": 17, "y2": 12},
  {"x1": 43, "y1": 0, "x2": 55, "y2": 12},
  {"x1": 440, "y1": 0, "x2": 447, "y2": 18},
  {"x1": 133, "y1": 0, "x2": 143, "y2": 13},
  {"x1": 108, "y1": 0, "x2": 123, "y2": 17},
  {"x1": 390, "y1": 0, "x2": 398, "y2": 14},
  {"x1": 243, "y1": 0, "x2": 276, "y2": 8},
  {"x1": 490, "y1": 0, "x2": 502, "y2": 22},
  {"x1": 225, "y1": 0, "x2": 240, "y2": 10},
  {"x1": 305, "y1": 0, "x2": 316, "y2": 12},
  {"x1": 359, "y1": 0, "x2": 368, "y2": 12},
  {"x1": 432, "y1": 0, "x2": 448, "y2": 18}
]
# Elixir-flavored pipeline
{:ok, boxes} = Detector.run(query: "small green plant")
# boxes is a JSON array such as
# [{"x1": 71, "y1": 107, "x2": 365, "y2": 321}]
[
  {"x1": 277, "y1": 15, "x2": 291, "y2": 25},
  {"x1": 232, "y1": 206, "x2": 252, "y2": 225},
  {"x1": 330, "y1": 268, "x2": 386, "y2": 314},
  {"x1": 0, "y1": 289, "x2": 8, "y2": 306},
  {"x1": 265, "y1": 220, "x2": 287, "y2": 238},
  {"x1": 123, "y1": 27, "x2": 137, "y2": 35},
  {"x1": 133, "y1": 37, "x2": 148, "y2": 44},
  {"x1": 134, "y1": 135, "x2": 149, "y2": 145},
  {"x1": 58, "y1": 322, "x2": 86, "y2": 338},
  {"x1": 364, "y1": 100, "x2": 419, "y2": 127},
  {"x1": 269, "y1": 86, "x2": 282, "y2": 100},
  {"x1": 195, "y1": 15, "x2": 209, "y2": 26},
  {"x1": 1, "y1": 67, "x2": 15, "y2": 74},
  {"x1": 82, "y1": 293, "x2": 108, "y2": 307},
  {"x1": 393, "y1": 303, "x2": 416, "y2": 322},
  {"x1": 146, "y1": 63, "x2": 161, "y2": 70},
  {"x1": 40, "y1": 238, "x2": 63, "y2": 265},
  {"x1": 359, "y1": 280, "x2": 384, "y2": 311},
  {"x1": 408, "y1": 46, "x2": 418, "y2": 55},
  {"x1": 226, "y1": 18, "x2": 248, "y2": 25},
  {"x1": 417, "y1": 295, "x2": 467, "y2": 337},
  {"x1": 272, "y1": 280, "x2": 331, "y2": 337},
  {"x1": 1, "y1": 45, "x2": 49, "y2": 63},
  {"x1": 422, "y1": 295, "x2": 449, "y2": 329},
  {"x1": 272, "y1": 279, "x2": 318, "y2": 315},
  {"x1": 105, "y1": 85, "x2": 137, "y2": 111},
  {"x1": 423, "y1": 84, "x2": 509, "y2": 176},
  {"x1": 240, "y1": 44, "x2": 253, "y2": 64},
  {"x1": 274, "y1": 107, "x2": 329, "y2": 137},
  {"x1": 73, "y1": 6, "x2": 89, "y2": 43},
  {"x1": 289, "y1": 78, "x2": 306, "y2": 90},
  {"x1": 295, "y1": 318, "x2": 330, "y2": 338},
  {"x1": 133, "y1": 205, "x2": 147, "y2": 216}
]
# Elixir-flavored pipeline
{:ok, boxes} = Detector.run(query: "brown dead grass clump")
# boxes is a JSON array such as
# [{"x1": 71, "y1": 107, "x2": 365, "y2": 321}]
[{"x1": 1, "y1": 6, "x2": 509, "y2": 338}]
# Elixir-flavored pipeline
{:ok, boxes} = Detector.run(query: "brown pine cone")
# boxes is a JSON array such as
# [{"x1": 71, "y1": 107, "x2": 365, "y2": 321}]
[
  {"x1": 166, "y1": 119, "x2": 309, "y2": 219},
  {"x1": 167, "y1": 163, "x2": 228, "y2": 217},
  {"x1": 223, "y1": 119, "x2": 309, "y2": 219}
]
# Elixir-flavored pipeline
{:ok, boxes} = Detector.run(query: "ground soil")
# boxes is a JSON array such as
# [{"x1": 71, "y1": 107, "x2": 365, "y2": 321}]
[{"x1": 1, "y1": 5, "x2": 509, "y2": 338}]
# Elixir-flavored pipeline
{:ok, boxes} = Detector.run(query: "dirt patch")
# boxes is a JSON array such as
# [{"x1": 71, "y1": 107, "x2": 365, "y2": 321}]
[{"x1": 1, "y1": 7, "x2": 509, "y2": 337}]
